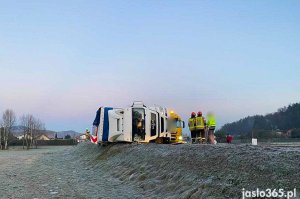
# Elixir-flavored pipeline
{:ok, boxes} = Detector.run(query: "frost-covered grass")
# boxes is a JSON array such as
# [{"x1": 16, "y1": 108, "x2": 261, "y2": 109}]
[{"x1": 1, "y1": 143, "x2": 300, "y2": 199}]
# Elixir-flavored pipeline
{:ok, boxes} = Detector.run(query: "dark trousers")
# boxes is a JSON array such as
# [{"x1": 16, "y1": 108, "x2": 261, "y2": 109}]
[
  {"x1": 195, "y1": 129, "x2": 205, "y2": 138},
  {"x1": 192, "y1": 129, "x2": 205, "y2": 143},
  {"x1": 191, "y1": 130, "x2": 197, "y2": 139}
]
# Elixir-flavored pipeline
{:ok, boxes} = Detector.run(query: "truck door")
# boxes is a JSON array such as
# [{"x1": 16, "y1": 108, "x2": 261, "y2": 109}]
[{"x1": 132, "y1": 108, "x2": 145, "y2": 141}]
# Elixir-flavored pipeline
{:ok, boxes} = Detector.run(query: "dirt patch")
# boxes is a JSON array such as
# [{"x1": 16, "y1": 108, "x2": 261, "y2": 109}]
[{"x1": 96, "y1": 144, "x2": 123, "y2": 160}]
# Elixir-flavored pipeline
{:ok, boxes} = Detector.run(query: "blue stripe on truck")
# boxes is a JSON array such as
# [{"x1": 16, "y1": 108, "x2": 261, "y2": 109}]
[{"x1": 102, "y1": 107, "x2": 113, "y2": 142}]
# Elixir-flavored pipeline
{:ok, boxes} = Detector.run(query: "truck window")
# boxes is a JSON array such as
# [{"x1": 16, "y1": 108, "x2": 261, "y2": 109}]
[
  {"x1": 151, "y1": 113, "x2": 157, "y2": 137},
  {"x1": 161, "y1": 117, "x2": 164, "y2": 133},
  {"x1": 176, "y1": 120, "x2": 182, "y2": 128},
  {"x1": 132, "y1": 108, "x2": 145, "y2": 140},
  {"x1": 168, "y1": 120, "x2": 176, "y2": 129},
  {"x1": 117, "y1": 119, "x2": 120, "y2": 131}
]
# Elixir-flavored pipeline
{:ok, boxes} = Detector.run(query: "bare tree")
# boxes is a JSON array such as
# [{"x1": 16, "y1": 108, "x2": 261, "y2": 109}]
[
  {"x1": 0, "y1": 122, "x2": 3, "y2": 150},
  {"x1": 20, "y1": 114, "x2": 32, "y2": 149},
  {"x1": 32, "y1": 118, "x2": 45, "y2": 148},
  {"x1": 2, "y1": 109, "x2": 16, "y2": 150},
  {"x1": 20, "y1": 114, "x2": 45, "y2": 149}
]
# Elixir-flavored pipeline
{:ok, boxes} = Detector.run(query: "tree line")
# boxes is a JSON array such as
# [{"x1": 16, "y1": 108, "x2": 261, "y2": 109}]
[
  {"x1": 217, "y1": 102, "x2": 300, "y2": 138},
  {"x1": 0, "y1": 109, "x2": 45, "y2": 150}
]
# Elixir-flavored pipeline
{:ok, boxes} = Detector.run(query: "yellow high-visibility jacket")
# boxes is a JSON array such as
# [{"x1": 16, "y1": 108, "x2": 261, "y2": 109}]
[
  {"x1": 207, "y1": 116, "x2": 216, "y2": 128},
  {"x1": 188, "y1": 118, "x2": 196, "y2": 131},
  {"x1": 195, "y1": 116, "x2": 205, "y2": 130}
]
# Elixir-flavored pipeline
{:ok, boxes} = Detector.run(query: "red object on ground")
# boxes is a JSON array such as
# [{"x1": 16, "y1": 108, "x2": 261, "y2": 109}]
[
  {"x1": 90, "y1": 135, "x2": 98, "y2": 143},
  {"x1": 226, "y1": 135, "x2": 233, "y2": 143}
]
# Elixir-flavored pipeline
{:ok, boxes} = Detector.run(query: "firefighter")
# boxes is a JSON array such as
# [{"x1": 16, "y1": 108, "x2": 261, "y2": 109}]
[
  {"x1": 188, "y1": 112, "x2": 196, "y2": 143},
  {"x1": 85, "y1": 128, "x2": 91, "y2": 140},
  {"x1": 207, "y1": 112, "x2": 216, "y2": 144},
  {"x1": 195, "y1": 112, "x2": 206, "y2": 143}
]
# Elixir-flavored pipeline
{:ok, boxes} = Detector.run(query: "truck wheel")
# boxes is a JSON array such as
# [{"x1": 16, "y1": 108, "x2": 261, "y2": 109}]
[
  {"x1": 162, "y1": 137, "x2": 170, "y2": 144},
  {"x1": 155, "y1": 137, "x2": 164, "y2": 144}
]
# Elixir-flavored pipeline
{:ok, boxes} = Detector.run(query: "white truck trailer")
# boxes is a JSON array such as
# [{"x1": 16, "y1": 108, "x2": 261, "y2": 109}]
[{"x1": 90, "y1": 101, "x2": 171, "y2": 144}]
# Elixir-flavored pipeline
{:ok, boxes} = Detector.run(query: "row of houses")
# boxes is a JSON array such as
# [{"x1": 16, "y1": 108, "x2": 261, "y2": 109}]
[
  {"x1": 16, "y1": 133, "x2": 87, "y2": 142},
  {"x1": 16, "y1": 134, "x2": 51, "y2": 141}
]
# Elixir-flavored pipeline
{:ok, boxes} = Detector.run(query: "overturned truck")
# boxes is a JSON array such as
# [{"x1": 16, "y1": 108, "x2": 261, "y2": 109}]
[{"x1": 90, "y1": 101, "x2": 184, "y2": 144}]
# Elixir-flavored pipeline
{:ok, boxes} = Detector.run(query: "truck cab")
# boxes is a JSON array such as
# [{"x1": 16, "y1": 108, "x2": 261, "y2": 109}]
[
  {"x1": 168, "y1": 111, "x2": 185, "y2": 143},
  {"x1": 92, "y1": 102, "x2": 170, "y2": 143}
]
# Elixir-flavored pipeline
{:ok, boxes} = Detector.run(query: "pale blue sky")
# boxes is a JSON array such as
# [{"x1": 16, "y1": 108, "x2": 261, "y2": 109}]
[{"x1": 0, "y1": 0, "x2": 299, "y2": 132}]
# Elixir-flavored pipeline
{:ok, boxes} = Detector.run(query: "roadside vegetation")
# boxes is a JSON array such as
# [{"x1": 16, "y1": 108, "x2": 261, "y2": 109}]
[
  {"x1": 217, "y1": 102, "x2": 300, "y2": 139},
  {"x1": 0, "y1": 109, "x2": 45, "y2": 150}
]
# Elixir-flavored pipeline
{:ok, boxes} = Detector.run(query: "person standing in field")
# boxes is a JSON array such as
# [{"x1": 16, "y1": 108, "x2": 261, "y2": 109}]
[
  {"x1": 226, "y1": 134, "x2": 233, "y2": 144},
  {"x1": 207, "y1": 112, "x2": 216, "y2": 144},
  {"x1": 195, "y1": 111, "x2": 206, "y2": 143},
  {"x1": 85, "y1": 128, "x2": 91, "y2": 140},
  {"x1": 188, "y1": 112, "x2": 196, "y2": 143}
]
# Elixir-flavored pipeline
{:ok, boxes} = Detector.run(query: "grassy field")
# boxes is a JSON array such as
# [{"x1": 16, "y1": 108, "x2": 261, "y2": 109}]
[{"x1": 1, "y1": 143, "x2": 300, "y2": 199}]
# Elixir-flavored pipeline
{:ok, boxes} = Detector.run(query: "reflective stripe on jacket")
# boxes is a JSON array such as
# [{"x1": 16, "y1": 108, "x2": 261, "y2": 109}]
[
  {"x1": 195, "y1": 116, "x2": 205, "y2": 130},
  {"x1": 188, "y1": 118, "x2": 196, "y2": 131}
]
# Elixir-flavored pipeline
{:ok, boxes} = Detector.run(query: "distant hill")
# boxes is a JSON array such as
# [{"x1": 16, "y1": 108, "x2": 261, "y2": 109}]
[
  {"x1": 11, "y1": 126, "x2": 81, "y2": 139},
  {"x1": 57, "y1": 130, "x2": 81, "y2": 139},
  {"x1": 218, "y1": 102, "x2": 300, "y2": 137}
]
